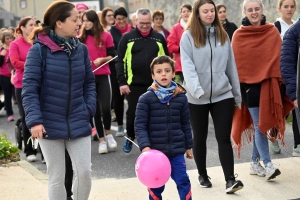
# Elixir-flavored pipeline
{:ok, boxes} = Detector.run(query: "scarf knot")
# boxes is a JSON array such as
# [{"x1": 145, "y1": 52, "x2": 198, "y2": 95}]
[
  {"x1": 153, "y1": 80, "x2": 177, "y2": 103},
  {"x1": 49, "y1": 30, "x2": 78, "y2": 56}
]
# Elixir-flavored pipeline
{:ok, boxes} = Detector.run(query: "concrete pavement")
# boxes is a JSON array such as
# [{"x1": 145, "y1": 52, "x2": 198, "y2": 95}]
[{"x1": 1, "y1": 157, "x2": 299, "y2": 200}]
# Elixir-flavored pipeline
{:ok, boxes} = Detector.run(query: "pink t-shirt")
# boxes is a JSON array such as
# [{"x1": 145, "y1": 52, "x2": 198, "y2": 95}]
[
  {"x1": 85, "y1": 32, "x2": 114, "y2": 76},
  {"x1": 0, "y1": 48, "x2": 11, "y2": 77},
  {"x1": 9, "y1": 36, "x2": 32, "y2": 88}
]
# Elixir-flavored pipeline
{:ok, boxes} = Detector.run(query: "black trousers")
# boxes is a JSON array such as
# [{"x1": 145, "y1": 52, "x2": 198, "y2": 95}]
[
  {"x1": 0, "y1": 75, "x2": 13, "y2": 116},
  {"x1": 189, "y1": 98, "x2": 235, "y2": 181},
  {"x1": 126, "y1": 85, "x2": 148, "y2": 139},
  {"x1": 15, "y1": 88, "x2": 37, "y2": 156},
  {"x1": 292, "y1": 109, "x2": 300, "y2": 147},
  {"x1": 65, "y1": 149, "x2": 73, "y2": 197}
]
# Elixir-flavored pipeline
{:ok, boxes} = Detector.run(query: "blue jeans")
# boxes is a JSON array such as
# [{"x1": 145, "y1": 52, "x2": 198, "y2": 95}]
[
  {"x1": 148, "y1": 155, "x2": 191, "y2": 200},
  {"x1": 248, "y1": 107, "x2": 271, "y2": 166}
]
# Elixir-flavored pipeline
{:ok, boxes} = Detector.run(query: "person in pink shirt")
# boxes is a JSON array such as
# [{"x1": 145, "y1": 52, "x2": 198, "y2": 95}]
[
  {"x1": 9, "y1": 16, "x2": 36, "y2": 162},
  {"x1": 167, "y1": 4, "x2": 192, "y2": 83},
  {"x1": 80, "y1": 9, "x2": 117, "y2": 154},
  {"x1": 0, "y1": 31, "x2": 14, "y2": 121}
]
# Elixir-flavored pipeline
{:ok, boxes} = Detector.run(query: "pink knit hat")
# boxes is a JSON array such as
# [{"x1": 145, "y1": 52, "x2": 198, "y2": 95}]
[{"x1": 76, "y1": 3, "x2": 89, "y2": 10}]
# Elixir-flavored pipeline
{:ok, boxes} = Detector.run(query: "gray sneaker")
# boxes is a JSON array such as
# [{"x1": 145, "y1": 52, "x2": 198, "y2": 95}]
[
  {"x1": 265, "y1": 162, "x2": 281, "y2": 181},
  {"x1": 293, "y1": 144, "x2": 300, "y2": 157},
  {"x1": 250, "y1": 161, "x2": 266, "y2": 177},
  {"x1": 269, "y1": 140, "x2": 281, "y2": 154},
  {"x1": 115, "y1": 126, "x2": 125, "y2": 137}
]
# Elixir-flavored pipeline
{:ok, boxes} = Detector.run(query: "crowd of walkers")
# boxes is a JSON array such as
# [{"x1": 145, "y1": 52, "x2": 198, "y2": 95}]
[{"x1": 0, "y1": 0, "x2": 300, "y2": 199}]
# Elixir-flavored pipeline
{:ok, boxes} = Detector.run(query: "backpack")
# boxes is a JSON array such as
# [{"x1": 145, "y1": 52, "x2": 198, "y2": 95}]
[{"x1": 274, "y1": 21, "x2": 281, "y2": 33}]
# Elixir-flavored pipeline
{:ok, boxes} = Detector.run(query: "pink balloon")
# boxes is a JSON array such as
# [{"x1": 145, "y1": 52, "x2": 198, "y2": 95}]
[{"x1": 135, "y1": 149, "x2": 171, "y2": 188}]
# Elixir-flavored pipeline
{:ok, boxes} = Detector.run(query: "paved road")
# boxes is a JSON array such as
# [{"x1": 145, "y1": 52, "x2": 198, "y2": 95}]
[{"x1": 0, "y1": 102, "x2": 296, "y2": 180}]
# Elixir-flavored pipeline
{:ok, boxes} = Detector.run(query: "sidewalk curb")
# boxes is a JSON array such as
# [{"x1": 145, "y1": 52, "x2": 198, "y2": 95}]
[{"x1": 17, "y1": 160, "x2": 48, "y2": 184}]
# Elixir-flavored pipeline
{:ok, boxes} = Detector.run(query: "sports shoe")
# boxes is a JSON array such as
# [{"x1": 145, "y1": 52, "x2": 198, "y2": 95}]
[
  {"x1": 7, "y1": 115, "x2": 14, "y2": 121},
  {"x1": 115, "y1": 126, "x2": 125, "y2": 137},
  {"x1": 42, "y1": 159, "x2": 46, "y2": 164},
  {"x1": 27, "y1": 155, "x2": 37, "y2": 162},
  {"x1": 226, "y1": 178, "x2": 244, "y2": 194},
  {"x1": 265, "y1": 162, "x2": 281, "y2": 181},
  {"x1": 198, "y1": 174, "x2": 212, "y2": 188},
  {"x1": 98, "y1": 141, "x2": 108, "y2": 154},
  {"x1": 269, "y1": 140, "x2": 281, "y2": 154},
  {"x1": 91, "y1": 127, "x2": 97, "y2": 136},
  {"x1": 250, "y1": 161, "x2": 266, "y2": 177},
  {"x1": 123, "y1": 138, "x2": 133, "y2": 153},
  {"x1": 106, "y1": 134, "x2": 117, "y2": 150},
  {"x1": 292, "y1": 144, "x2": 300, "y2": 157},
  {"x1": 111, "y1": 109, "x2": 117, "y2": 122}
]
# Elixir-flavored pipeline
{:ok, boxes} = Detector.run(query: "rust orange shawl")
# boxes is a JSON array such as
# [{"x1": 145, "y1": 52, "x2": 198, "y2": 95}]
[{"x1": 231, "y1": 23, "x2": 294, "y2": 157}]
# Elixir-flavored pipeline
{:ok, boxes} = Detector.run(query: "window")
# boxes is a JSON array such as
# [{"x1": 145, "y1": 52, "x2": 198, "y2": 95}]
[{"x1": 20, "y1": 0, "x2": 27, "y2": 9}]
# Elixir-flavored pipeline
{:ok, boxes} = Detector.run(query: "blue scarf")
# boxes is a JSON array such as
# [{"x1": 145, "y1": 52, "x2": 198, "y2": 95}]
[
  {"x1": 49, "y1": 30, "x2": 78, "y2": 56},
  {"x1": 153, "y1": 80, "x2": 177, "y2": 103}
]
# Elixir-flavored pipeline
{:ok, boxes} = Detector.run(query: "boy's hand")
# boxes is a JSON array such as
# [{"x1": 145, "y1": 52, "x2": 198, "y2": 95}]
[
  {"x1": 142, "y1": 147, "x2": 151, "y2": 152},
  {"x1": 185, "y1": 149, "x2": 193, "y2": 159}
]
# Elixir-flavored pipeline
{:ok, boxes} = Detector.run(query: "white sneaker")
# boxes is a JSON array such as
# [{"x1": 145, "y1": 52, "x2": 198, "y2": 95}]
[
  {"x1": 115, "y1": 126, "x2": 125, "y2": 137},
  {"x1": 250, "y1": 161, "x2": 266, "y2": 177},
  {"x1": 106, "y1": 134, "x2": 117, "y2": 150},
  {"x1": 98, "y1": 141, "x2": 108, "y2": 154},
  {"x1": 27, "y1": 155, "x2": 36, "y2": 162},
  {"x1": 265, "y1": 162, "x2": 281, "y2": 181}
]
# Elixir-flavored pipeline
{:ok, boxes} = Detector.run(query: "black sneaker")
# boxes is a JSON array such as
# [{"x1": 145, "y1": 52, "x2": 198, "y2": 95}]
[
  {"x1": 226, "y1": 179, "x2": 244, "y2": 194},
  {"x1": 198, "y1": 174, "x2": 212, "y2": 188}
]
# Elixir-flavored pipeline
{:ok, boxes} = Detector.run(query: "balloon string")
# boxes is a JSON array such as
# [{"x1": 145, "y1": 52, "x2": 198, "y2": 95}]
[
  {"x1": 92, "y1": 56, "x2": 118, "y2": 73},
  {"x1": 124, "y1": 136, "x2": 139, "y2": 148}
]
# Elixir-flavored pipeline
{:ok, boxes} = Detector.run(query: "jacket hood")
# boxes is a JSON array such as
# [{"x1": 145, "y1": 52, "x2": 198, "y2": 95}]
[
  {"x1": 242, "y1": 14, "x2": 266, "y2": 26},
  {"x1": 148, "y1": 82, "x2": 186, "y2": 97},
  {"x1": 34, "y1": 32, "x2": 63, "y2": 52}
]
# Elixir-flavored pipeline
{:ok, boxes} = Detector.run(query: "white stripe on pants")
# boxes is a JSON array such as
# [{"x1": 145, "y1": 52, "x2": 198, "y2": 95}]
[{"x1": 39, "y1": 135, "x2": 91, "y2": 200}]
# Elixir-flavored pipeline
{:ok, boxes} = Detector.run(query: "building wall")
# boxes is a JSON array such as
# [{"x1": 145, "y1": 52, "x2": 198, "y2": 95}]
[{"x1": 0, "y1": 0, "x2": 11, "y2": 11}]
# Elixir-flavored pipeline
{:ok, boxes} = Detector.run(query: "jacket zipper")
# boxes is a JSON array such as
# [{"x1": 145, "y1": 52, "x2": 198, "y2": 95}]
[
  {"x1": 167, "y1": 102, "x2": 171, "y2": 155},
  {"x1": 66, "y1": 57, "x2": 72, "y2": 139},
  {"x1": 207, "y1": 30, "x2": 213, "y2": 103}
]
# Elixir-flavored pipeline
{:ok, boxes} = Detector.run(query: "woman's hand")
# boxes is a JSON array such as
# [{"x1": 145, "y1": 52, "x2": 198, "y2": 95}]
[
  {"x1": 142, "y1": 147, "x2": 151, "y2": 152},
  {"x1": 93, "y1": 58, "x2": 104, "y2": 67},
  {"x1": 185, "y1": 149, "x2": 193, "y2": 159},
  {"x1": 0, "y1": 49, "x2": 6, "y2": 56},
  {"x1": 30, "y1": 124, "x2": 46, "y2": 138},
  {"x1": 294, "y1": 100, "x2": 298, "y2": 108}
]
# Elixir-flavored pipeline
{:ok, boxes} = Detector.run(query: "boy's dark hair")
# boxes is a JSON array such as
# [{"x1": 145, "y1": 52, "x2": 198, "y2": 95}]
[{"x1": 150, "y1": 55, "x2": 175, "y2": 74}]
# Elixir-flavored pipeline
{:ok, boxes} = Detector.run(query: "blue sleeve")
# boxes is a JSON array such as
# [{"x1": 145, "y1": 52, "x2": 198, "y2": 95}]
[
  {"x1": 180, "y1": 95, "x2": 193, "y2": 149},
  {"x1": 280, "y1": 24, "x2": 300, "y2": 101},
  {"x1": 22, "y1": 44, "x2": 43, "y2": 128},
  {"x1": 135, "y1": 94, "x2": 151, "y2": 151}
]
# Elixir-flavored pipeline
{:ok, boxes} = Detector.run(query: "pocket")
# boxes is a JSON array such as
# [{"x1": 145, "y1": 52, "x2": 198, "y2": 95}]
[{"x1": 243, "y1": 83, "x2": 261, "y2": 107}]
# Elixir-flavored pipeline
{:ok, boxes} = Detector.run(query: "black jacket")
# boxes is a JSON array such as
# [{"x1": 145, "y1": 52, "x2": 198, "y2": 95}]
[
  {"x1": 223, "y1": 19, "x2": 238, "y2": 41},
  {"x1": 110, "y1": 25, "x2": 134, "y2": 51},
  {"x1": 115, "y1": 28, "x2": 169, "y2": 87}
]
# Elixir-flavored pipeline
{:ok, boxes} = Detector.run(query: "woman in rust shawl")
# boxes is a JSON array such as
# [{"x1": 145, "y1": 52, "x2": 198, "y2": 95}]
[{"x1": 231, "y1": 0, "x2": 293, "y2": 181}]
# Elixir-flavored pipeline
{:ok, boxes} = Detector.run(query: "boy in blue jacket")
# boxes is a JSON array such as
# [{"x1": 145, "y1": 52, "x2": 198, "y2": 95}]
[{"x1": 135, "y1": 55, "x2": 193, "y2": 200}]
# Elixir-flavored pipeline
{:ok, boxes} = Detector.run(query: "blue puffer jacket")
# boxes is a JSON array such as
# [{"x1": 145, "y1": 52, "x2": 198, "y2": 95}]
[
  {"x1": 22, "y1": 33, "x2": 96, "y2": 140},
  {"x1": 135, "y1": 83, "x2": 193, "y2": 157},
  {"x1": 280, "y1": 21, "x2": 300, "y2": 101}
]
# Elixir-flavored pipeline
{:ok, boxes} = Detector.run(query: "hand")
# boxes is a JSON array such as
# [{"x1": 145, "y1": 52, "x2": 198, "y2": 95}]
[
  {"x1": 199, "y1": 94, "x2": 204, "y2": 99},
  {"x1": 294, "y1": 100, "x2": 298, "y2": 108},
  {"x1": 120, "y1": 85, "x2": 131, "y2": 95},
  {"x1": 142, "y1": 147, "x2": 151, "y2": 152},
  {"x1": 185, "y1": 149, "x2": 193, "y2": 159},
  {"x1": 93, "y1": 58, "x2": 104, "y2": 67},
  {"x1": 0, "y1": 49, "x2": 6, "y2": 56},
  {"x1": 30, "y1": 124, "x2": 46, "y2": 139}
]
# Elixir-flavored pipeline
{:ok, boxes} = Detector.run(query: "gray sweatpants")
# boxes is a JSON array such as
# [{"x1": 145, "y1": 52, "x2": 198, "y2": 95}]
[{"x1": 39, "y1": 135, "x2": 91, "y2": 200}]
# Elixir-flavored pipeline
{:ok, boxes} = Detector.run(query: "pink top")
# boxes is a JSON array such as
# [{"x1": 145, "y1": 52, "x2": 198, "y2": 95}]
[
  {"x1": 0, "y1": 48, "x2": 11, "y2": 77},
  {"x1": 9, "y1": 36, "x2": 32, "y2": 88},
  {"x1": 85, "y1": 32, "x2": 114, "y2": 76}
]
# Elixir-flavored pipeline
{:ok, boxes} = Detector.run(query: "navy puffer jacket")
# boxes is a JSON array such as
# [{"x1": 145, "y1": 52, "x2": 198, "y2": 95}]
[
  {"x1": 135, "y1": 84, "x2": 193, "y2": 157},
  {"x1": 280, "y1": 21, "x2": 300, "y2": 101},
  {"x1": 22, "y1": 33, "x2": 96, "y2": 140}
]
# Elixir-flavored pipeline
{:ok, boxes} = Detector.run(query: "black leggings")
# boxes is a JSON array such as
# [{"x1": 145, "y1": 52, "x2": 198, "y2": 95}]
[
  {"x1": 292, "y1": 109, "x2": 300, "y2": 147},
  {"x1": 15, "y1": 88, "x2": 37, "y2": 156},
  {"x1": 189, "y1": 98, "x2": 234, "y2": 181},
  {"x1": 94, "y1": 75, "x2": 111, "y2": 138}
]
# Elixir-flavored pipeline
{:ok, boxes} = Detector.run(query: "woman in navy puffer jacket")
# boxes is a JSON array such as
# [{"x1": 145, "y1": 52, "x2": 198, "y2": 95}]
[{"x1": 22, "y1": 2, "x2": 96, "y2": 199}]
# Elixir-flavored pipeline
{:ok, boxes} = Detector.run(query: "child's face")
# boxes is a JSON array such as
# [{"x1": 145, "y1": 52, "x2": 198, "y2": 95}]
[{"x1": 152, "y1": 63, "x2": 175, "y2": 88}]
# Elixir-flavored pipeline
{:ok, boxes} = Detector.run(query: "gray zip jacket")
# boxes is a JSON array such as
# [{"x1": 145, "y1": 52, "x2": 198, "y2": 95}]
[{"x1": 180, "y1": 28, "x2": 241, "y2": 108}]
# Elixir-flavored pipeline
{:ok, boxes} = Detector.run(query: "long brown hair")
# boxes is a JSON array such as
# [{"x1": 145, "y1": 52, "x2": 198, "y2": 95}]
[
  {"x1": 79, "y1": 10, "x2": 104, "y2": 46},
  {"x1": 185, "y1": 0, "x2": 227, "y2": 48},
  {"x1": 29, "y1": 1, "x2": 75, "y2": 43}
]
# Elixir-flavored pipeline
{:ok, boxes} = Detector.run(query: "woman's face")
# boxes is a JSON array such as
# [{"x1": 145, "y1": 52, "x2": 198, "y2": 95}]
[
  {"x1": 243, "y1": 2, "x2": 263, "y2": 26},
  {"x1": 278, "y1": 0, "x2": 296, "y2": 20},
  {"x1": 21, "y1": 19, "x2": 35, "y2": 37},
  {"x1": 153, "y1": 15, "x2": 164, "y2": 28},
  {"x1": 105, "y1": 11, "x2": 115, "y2": 25},
  {"x1": 218, "y1": 7, "x2": 227, "y2": 22},
  {"x1": 78, "y1": 8, "x2": 87, "y2": 20},
  {"x1": 115, "y1": 15, "x2": 127, "y2": 28},
  {"x1": 82, "y1": 15, "x2": 94, "y2": 31},
  {"x1": 181, "y1": 7, "x2": 191, "y2": 22},
  {"x1": 199, "y1": 3, "x2": 215, "y2": 26},
  {"x1": 4, "y1": 35, "x2": 14, "y2": 45},
  {"x1": 56, "y1": 8, "x2": 81, "y2": 38}
]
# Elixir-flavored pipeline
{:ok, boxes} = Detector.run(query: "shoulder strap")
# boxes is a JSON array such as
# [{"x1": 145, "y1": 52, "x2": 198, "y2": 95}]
[
  {"x1": 82, "y1": 44, "x2": 88, "y2": 62},
  {"x1": 36, "y1": 43, "x2": 46, "y2": 71},
  {"x1": 274, "y1": 21, "x2": 281, "y2": 33}
]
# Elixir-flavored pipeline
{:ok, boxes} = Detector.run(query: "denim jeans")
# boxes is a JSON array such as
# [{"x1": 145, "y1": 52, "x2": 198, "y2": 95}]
[{"x1": 248, "y1": 107, "x2": 271, "y2": 166}]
